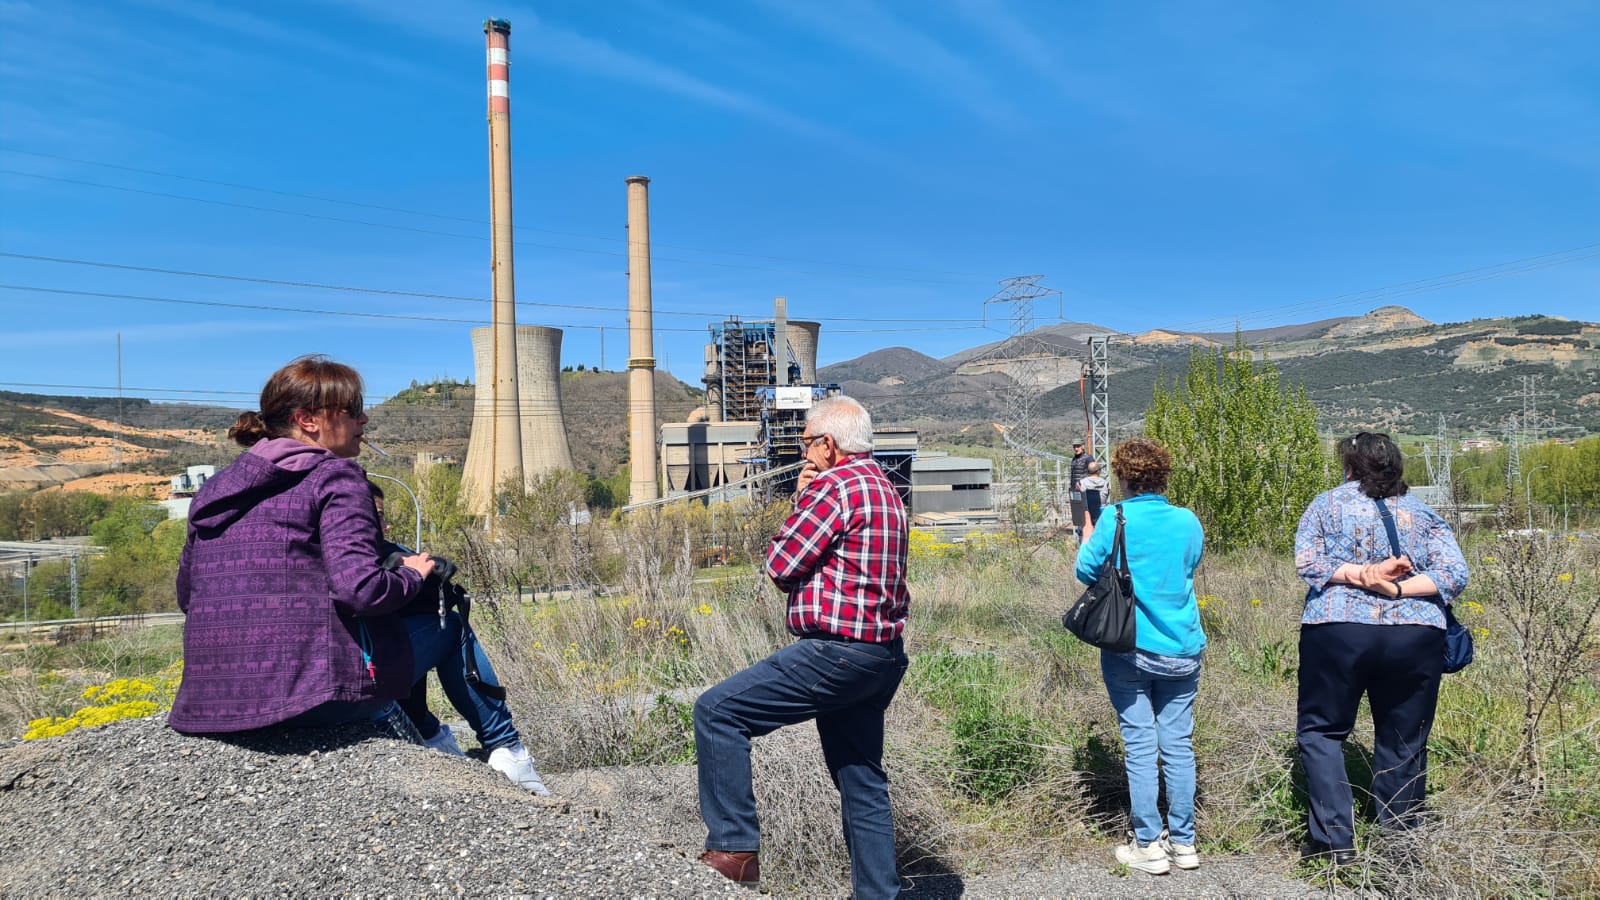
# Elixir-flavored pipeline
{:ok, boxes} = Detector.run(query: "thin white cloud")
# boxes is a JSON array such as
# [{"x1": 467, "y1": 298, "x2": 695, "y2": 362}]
[
  {"x1": 945, "y1": 0, "x2": 1131, "y2": 120},
  {"x1": 130, "y1": 0, "x2": 436, "y2": 83},
  {"x1": 0, "y1": 319, "x2": 310, "y2": 349},
  {"x1": 759, "y1": 0, "x2": 1019, "y2": 126},
  {"x1": 326, "y1": 0, "x2": 860, "y2": 147}
]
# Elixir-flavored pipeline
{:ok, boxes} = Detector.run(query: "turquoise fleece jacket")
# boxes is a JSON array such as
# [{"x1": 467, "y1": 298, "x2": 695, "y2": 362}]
[{"x1": 1074, "y1": 493, "x2": 1206, "y2": 658}]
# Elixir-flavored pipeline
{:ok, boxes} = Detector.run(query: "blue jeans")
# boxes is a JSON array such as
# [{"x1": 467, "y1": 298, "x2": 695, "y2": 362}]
[
  {"x1": 401, "y1": 612, "x2": 519, "y2": 751},
  {"x1": 694, "y1": 637, "x2": 909, "y2": 900},
  {"x1": 1101, "y1": 650, "x2": 1200, "y2": 845},
  {"x1": 284, "y1": 613, "x2": 519, "y2": 751}
]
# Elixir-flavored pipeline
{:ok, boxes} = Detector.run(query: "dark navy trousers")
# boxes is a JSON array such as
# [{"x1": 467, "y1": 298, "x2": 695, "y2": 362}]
[{"x1": 1297, "y1": 622, "x2": 1445, "y2": 851}]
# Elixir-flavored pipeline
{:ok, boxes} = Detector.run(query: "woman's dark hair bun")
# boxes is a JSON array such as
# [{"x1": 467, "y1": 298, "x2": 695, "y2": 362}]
[
  {"x1": 228, "y1": 411, "x2": 269, "y2": 447},
  {"x1": 1338, "y1": 431, "x2": 1408, "y2": 499}
]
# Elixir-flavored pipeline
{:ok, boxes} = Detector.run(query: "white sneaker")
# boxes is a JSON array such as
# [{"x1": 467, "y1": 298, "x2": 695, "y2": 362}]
[
  {"x1": 1115, "y1": 836, "x2": 1170, "y2": 875},
  {"x1": 421, "y1": 724, "x2": 466, "y2": 757},
  {"x1": 1162, "y1": 837, "x2": 1199, "y2": 870},
  {"x1": 488, "y1": 743, "x2": 551, "y2": 796}
]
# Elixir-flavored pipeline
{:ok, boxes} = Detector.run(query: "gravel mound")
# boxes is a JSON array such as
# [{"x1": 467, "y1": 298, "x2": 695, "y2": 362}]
[
  {"x1": 0, "y1": 715, "x2": 740, "y2": 897},
  {"x1": 1, "y1": 716, "x2": 1323, "y2": 897}
]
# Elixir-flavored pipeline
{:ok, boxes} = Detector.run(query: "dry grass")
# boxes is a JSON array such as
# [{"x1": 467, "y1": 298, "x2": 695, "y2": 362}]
[
  {"x1": 11, "y1": 497, "x2": 1596, "y2": 896},
  {"x1": 454, "y1": 512, "x2": 1600, "y2": 893}
]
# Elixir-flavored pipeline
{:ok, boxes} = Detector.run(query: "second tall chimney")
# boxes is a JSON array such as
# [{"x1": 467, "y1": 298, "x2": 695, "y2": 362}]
[
  {"x1": 625, "y1": 175, "x2": 659, "y2": 504},
  {"x1": 482, "y1": 17, "x2": 523, "y2": 512}
]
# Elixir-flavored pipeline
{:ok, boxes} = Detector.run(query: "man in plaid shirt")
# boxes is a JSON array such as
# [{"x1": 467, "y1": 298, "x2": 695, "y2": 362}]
[{"x1": 694, "y1": 396, "x2": 910, "y2": 898}]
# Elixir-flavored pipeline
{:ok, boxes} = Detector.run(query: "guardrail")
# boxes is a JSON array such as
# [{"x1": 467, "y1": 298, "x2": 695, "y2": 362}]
[{"x1": 0, "y1": 611, "x2": 184, "y2": 642}]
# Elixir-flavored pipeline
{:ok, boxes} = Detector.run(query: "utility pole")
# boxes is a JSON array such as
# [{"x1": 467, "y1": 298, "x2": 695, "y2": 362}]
[
  {"x1": 980, "y1": 275, "x2": 1065, "y2": 524},
  {"x1": 1426, "y1": 414, "x2": 1455, "y2": 525},
  {"x1": 1504, "y1": 374, "x2": 1555, "y2": 445},
  {"x1": 114, "y1": 333, "x2": 123, "y2": 469},
  {"x1": 1087, "y1": 335, "x2": 1111, "y2": 471},
  {"x1": 1503, "y1": 415, "x2": 1521, "y2": 524}
]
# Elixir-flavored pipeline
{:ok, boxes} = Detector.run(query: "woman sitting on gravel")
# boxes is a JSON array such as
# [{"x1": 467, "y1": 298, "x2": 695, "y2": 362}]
[
  {"x1": 168, "y1": 355, "x2": 549, "y2": 795},
  {"x1": 1074, "y1": 437, "x2": 1206, "y2": 876}
]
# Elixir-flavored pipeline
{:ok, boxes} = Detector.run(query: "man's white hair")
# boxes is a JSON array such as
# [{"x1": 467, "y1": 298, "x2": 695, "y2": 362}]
[{"x1": 806, "y1": 395, "x2": 874, "y2": 454}]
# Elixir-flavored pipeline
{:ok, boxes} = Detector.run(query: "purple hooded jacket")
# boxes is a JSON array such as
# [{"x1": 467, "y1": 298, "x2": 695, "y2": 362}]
[{"x1": 168, "y1": 438, "x2": 422, "y2": 733}]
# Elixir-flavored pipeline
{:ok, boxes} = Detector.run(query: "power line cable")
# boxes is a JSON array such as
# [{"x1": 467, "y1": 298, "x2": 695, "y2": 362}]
[
  {"x1": 0, "y1": 283, "x2": 985, "y2": 335},
  {"x1": 0, "y1": 252, "x2": 991, "y2": 324},
  {"x1": 0, "y1": 145, "x2": 991, "y2": 278},
  {"x1": 0, "y1": 168, "x2": 977, "y2": 285}
]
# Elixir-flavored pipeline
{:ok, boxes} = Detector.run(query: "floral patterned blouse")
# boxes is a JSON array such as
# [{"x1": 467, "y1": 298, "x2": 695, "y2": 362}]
[{"x1": 1295, "y1": 480, "x2": 1470, "y2": 629}]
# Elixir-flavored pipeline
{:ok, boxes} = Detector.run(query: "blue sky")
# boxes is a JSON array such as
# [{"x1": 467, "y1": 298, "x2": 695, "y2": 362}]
[{"x1": 1, "y1": 0, "x2": 1596, "y2": 408}]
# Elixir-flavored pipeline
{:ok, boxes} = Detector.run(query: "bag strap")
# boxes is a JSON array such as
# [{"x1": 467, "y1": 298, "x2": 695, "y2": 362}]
[
  {"x1": 1112, "y1": 504, "x2": 1129, "y2": 576},
  {"x1": 1371, "y1": 496, "x2": 1405, "y2": 560},
  {"x1": 1371, "y1": 496, "x2": 1445, "y2": 608}
]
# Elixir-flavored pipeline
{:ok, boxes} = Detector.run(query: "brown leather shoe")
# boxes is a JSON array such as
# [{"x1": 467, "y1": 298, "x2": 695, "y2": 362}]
[{"x1": 699, "y1": 850, "x2": 760, "y2": 885}]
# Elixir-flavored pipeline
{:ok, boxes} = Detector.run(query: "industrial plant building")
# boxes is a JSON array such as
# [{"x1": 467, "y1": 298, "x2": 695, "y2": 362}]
[{"x1": 454, "y1": 18, "x2": 993, "y2": 525}]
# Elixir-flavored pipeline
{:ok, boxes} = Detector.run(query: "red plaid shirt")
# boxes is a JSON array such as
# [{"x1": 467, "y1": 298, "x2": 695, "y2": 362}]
[{"x1": 766, "y1": 454, "x2": 909, "y2": 642}]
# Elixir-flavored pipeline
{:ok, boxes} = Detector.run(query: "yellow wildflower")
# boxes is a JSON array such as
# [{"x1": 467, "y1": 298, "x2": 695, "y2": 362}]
[{"x1": 1557, "y1": 573, "x2": 1573, "y2": 583}]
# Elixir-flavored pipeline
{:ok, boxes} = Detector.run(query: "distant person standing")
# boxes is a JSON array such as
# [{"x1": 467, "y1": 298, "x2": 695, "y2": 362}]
[
  {"x1": 1070, "y1": 440, "x2": 1091, "y2": 490},
  {"x1": 1069, "y1": 440, "x2": 1092, "y2": 539},
  {"x1": 693, "y1": 396, "x2": 910, "y2": 898},
  {"x1": 1079, "y1": 460, "x2": 1110, "y2": 541}
]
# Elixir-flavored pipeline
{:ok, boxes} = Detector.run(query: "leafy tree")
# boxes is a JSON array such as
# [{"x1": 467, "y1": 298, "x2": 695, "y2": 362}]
[
  {"x1": 499, "y1": 470, "x2": 593, "y2": 592},
  {"x1": 1146, "y1": 338, "x2": 1328, "y2": 553},
  {"x1": 0, "y1": 490, "x2": 112, "y2": 540},
  {"x1": 83, "y1": 498, "x2": 184, "y2": 615},
  {"x1": 585, "y1": 477, "x2": 616, "y2": 511}
]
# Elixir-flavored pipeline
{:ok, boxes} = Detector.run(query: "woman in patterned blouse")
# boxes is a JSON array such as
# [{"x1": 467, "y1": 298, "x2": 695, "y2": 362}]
[{"x1": 1293, "y1": 432, "x2": 1469, "y2": 865}]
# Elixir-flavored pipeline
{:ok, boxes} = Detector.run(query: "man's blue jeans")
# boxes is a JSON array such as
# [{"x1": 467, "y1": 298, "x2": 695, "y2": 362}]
[
  {"x1": 694, "y1": 637, "x2": 909, "y2": 900},
  {"x1": 1101, "y1": 651, "x2": 1200, "y2": 845},
  {"x1": 285, "y1": 613, "x2": 518, "y2": 751},
  {"x1": 401, "y1": 611, "x2": 519, "y2": 751}
]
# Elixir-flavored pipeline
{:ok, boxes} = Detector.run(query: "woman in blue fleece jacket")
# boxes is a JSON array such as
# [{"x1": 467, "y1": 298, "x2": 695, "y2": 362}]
[{"x1": 1074, "y1": 437, "x2": 1206, "y2": 875}]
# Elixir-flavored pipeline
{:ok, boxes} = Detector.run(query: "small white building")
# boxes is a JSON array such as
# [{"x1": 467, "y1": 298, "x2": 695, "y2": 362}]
[{"x1": 160, "y1": 465, "x2": 217, "y2": 519}]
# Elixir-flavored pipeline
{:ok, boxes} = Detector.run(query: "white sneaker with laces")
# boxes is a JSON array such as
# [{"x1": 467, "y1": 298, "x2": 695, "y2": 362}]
[
  {"x1": 1115, "y1": 836, "x2": 1170, "y2": 875},
  {"x1": 488, "y1": 742, "x2": 551, "y2": 796},
  {"x1": 1161, "y1": 837, "x2": 1199, "y2": 870},
  {"x1": 422, "y1": 724, "x2": 466, "y2": 757}
]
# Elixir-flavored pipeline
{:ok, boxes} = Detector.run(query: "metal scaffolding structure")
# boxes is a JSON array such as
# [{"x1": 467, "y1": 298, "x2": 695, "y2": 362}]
[{"x1": 1087, "y1": 334, "x2": 1110, "y2": 470}]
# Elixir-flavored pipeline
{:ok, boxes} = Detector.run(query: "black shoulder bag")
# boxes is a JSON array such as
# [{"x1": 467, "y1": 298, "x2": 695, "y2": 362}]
[
  {"x1": 1373, "y1": 497, "x2": 1473, "y2": 674},
  {"x1": 1062, "y1": 504, "x2": 1137, "y2": 652}
]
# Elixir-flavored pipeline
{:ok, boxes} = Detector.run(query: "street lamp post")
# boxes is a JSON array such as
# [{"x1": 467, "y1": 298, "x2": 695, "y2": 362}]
[
  {"x1": 368, "y1": 473, "x2": 423, "y2": 551},
  {"x1": 1524, "y1": 465, "x2": 1549, "y2": 531}
]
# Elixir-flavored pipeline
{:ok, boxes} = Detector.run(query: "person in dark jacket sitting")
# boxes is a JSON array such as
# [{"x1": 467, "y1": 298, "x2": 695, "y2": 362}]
[
  {"x1": 369, "y1": 482, "x2": 527, "y2": 773},
  {"x1": 169, "y1": 355, "x2": 549, "y2": 794}
]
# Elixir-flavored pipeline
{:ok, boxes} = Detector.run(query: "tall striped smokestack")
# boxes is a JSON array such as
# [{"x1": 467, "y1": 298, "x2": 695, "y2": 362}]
[
  {"x1": 477, "y1": 17, "x2": 524, "y2": 517},
  {"x1": 625, "y1": 175, "x2": 659, "y2": 504}
]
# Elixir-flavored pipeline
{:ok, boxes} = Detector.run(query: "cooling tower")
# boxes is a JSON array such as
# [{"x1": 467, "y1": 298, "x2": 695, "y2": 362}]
[
  {"x1": 463, "y1": 325, "x2": 574, "y2": 514},
  {"x1": 786, "y1": 320, "x2": 820, "y2": 385}
]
